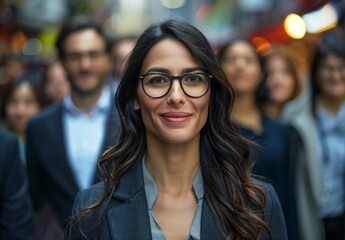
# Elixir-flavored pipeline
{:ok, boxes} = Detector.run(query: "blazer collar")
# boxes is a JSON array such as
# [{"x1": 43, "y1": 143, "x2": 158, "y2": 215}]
[{"x1": 105, "y1": 151, "x2": 225, "y2": 239}]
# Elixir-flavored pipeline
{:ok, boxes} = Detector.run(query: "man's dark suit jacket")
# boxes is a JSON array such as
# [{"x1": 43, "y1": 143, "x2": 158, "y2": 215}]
[
  {"x1": 26, "y1": 98, "x2": 120, "y2": 227},
  {"x1": 68, "y1": 157, "x2": 288, "y2": 240},
  {"x1": 0, "y1": 130, "x2": 35, "y2": 239}
]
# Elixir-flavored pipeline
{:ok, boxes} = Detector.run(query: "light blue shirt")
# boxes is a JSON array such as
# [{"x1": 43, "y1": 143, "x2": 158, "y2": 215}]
[
  {"x1": 316, "y1": 104, "x2": 345, "y2": 217},
  {"x1": 63, "y1": 87, "x2": 111, "y2": 190},
  {"x1": 142, "y1": 158, "x2": 204, "y2": 240}
]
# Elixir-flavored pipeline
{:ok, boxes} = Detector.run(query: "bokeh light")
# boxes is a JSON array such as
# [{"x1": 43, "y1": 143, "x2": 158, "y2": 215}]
[
  {"x1": 303, "y1": 3, "x2": 338, "y2": 33},
  {"x1": 22, "y1": 38, "x2": 43, "y2": 56},
  {"x1": 10, "y1": 31, "x2": 27, "y2": 54},
  {"x1": 160, "y1": 0, "x2": 186, "y2": 9},
  {"x1": 251, "y1": 36, "x2": 271, "y2": 55},
  {"x1": 284, "y1": 13, "x2": 306, "y2": 39}
]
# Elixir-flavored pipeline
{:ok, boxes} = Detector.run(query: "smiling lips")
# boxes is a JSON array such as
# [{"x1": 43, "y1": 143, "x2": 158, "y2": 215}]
[{"x1": 160, "y1": 112, "x2": 192, "y2": 123}]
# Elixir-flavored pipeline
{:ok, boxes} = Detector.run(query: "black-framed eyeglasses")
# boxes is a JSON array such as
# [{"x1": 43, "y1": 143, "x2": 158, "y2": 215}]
[{"x1": 138, "y1": 72, "x2": 212, "y2": 98}]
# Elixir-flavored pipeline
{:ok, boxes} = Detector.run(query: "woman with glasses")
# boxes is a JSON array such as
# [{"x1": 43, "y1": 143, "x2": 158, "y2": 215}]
[
  {"x1": 286, "y1": 28, "x2": 345, "y2": 240},
  {"x1": 67, "y1": 20, "x2": 287, "y2": 240}
]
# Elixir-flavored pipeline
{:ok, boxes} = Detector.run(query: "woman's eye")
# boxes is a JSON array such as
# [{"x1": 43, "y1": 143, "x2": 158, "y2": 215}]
[
  {"x1": 149, "y1": 76, "x2": 169, "y2": 85},
  {"x1": 184, "y1": 74, "x2": 206, "y2": 83}
]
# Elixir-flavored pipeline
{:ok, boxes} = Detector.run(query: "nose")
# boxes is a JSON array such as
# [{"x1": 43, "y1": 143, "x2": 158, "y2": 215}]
[
  {"x1": 79, "y1": 55, "x2": 92, "y2": 69},
  {"x1": 166, "y1": 79, "x2": 185, "y2": 104},
  {"x1": 330, "y1": 68, "x2": 344, "y2": 80}
]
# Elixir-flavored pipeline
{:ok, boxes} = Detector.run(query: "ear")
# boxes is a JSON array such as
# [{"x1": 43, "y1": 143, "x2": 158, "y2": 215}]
[{"x1": 134, "y1": 98, "x2": 140, "y2": 110}]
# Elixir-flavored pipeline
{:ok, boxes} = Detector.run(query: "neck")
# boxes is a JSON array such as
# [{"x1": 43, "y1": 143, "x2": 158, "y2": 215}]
[
  {"x1": 262, "y1": 102, "x2": 282, "y2": 119},
  {"x1": 70, "y1": 88, "x2": 104, "y2": 114},
  {"x1": 318, "y1": 94, "x2": 345, "y2": 116},
  {"x1": 145, "y1": 136, "x2": 200, "y2": 194},
  {"x1": 232, "y1": 93, "x2": 262, "y2": 132},
  {"x1": 15, "y1": 130, "x2": 25, "y2": 141}
]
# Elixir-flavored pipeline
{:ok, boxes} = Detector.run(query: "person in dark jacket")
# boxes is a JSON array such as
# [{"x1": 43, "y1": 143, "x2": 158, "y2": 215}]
[
  {"x1": 25, "y1": 15, "x2": 121, "y2": 238},
  {"x1": 0, "y1": 129, "x2": 35, "y2": 239}
]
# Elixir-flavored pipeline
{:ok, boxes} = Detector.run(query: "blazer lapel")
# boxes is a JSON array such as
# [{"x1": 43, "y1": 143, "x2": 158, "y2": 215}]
[
  {"x1": 55, "y1": 105, "x2": 79, "y2": 193},
  {"x1": 106, "y1": 159, "x2": 152, "y2": 240}
]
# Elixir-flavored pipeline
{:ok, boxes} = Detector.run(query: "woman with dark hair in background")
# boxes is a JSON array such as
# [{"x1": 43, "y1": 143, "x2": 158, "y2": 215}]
[
  {"x1": 257, "y1": 45, "x2": 302, "y2": 119},
  {"x1": 286, "y1": 28, "x2": 345, "y2": 240},
  {"x1": 67, "y1": 20, "x2": 287, "y2": 239},
  {"x1": 1, "y1": 70, "x2": 47, "y2": 163},
  {"x1": 218, "y1": 38, "x2": 298, "y2": 240},
  {"x1": 43, "y1": 60, "x2": 70, "y2": 104}
]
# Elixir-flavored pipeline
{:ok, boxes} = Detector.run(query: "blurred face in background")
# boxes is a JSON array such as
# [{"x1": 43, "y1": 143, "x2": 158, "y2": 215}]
[
  {"x1": 61, "y1": 29, "x2": 110, "y2": 96},
  {"x1": 221, "y1": 41, "x2": 262, "y2": 96},
  {"x1": 265, "y1": 55, "x2": 296, "y2": 105},
  {"x1": 5, "y1": 82, "x2": 41, "y2": 133},
  {"x1": 45, "y1": 61, "x2": 70, "y2": 102},
  {"x1": 111, "y1": 39, "x2": 136, "y2": 79},
  {"x1": 317, "y1": 54, "x2": 345, "y2": 100}
]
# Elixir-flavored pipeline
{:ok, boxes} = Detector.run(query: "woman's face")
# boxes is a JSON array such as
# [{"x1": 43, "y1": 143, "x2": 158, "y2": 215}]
[
  {"x1": 45, "y1": 62, "x2": 70, "y2": 102},
  {"x1": 317, "y1": 54, "x2": 345, "y2": 100},
  {"x1": 5, "y1": 82, "x2": 41, "y2": 132},
  {"x1": 221, "y1": 41, "x2": 262, "y2": 95},
  {"x1": 134, "y1": 38, "x2": 210, "y2": 145},
  {"x1": 265, "y1": 55, "x2": 296, "y2": 104}
]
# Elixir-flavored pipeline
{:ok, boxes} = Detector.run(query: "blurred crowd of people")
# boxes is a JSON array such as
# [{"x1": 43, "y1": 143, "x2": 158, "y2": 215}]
[{"x1": 0, "y1": 14, "x2": 344, "y2": 240}]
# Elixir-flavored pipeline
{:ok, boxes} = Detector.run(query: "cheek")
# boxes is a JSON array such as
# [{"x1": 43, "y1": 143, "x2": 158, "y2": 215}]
[
  {"x1": 196, "y1": 95, "x2": 210, "y2": 126},
  {"x1": 5, "y1": 106, "x2": 16, "y2": 118},
  {"x1": 26, "y1": 104, "x2": 40, "y2": 117},
  {"x1": 285, "y1": 78, "x2": 295, "y2": 93}
]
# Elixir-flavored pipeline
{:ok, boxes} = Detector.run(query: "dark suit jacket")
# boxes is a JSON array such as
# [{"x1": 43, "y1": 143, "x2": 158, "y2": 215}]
[
  {"x1": 0, "y1": 130, "x2": 35, "y2": 239},
  {"x1": 26, "y1": 97, "x2": 121, "y2": 227},
  {"x1": 68, "y1": 158, "x2": 288, "y2": 240}
]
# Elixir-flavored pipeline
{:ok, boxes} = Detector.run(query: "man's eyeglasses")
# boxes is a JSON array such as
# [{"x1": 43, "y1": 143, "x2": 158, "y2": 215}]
[
  {"x1": 64, "y1": 50, "x2": 106, "y2": 63},
  {"x1": 138, "y1": 72, "x2": 212, "y2": 98},
  {"x1": 320, "y1": 64, "x2": 345, "y2": 75}
]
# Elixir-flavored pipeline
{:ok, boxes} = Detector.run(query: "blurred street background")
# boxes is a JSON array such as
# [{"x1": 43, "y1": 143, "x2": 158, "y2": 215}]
[{"x1": 1, "y1": 0, "x2": 344, "y2": 68}]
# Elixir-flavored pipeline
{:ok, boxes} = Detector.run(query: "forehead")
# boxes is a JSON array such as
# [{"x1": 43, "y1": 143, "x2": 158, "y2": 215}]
[
  {"x1": 320, "y1": 54, "x2": 345, "y2": 65},
  {"x1": 227, "y1": 41, "x2": 256, "y2": 56},
  {"x1": 140, "y1": 38, "x2": 200, "y2": 74},
  {"x1": 11, "y1": 82, "x2": 35, "y2": 95},
  {"x1": 63, "y1": 29, "x2": 106, "y2": 53}
]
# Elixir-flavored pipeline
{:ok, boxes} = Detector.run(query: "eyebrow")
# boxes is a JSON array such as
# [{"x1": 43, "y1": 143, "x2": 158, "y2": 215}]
[{"x1": 145, "y1": 67, "x2": 205, "y2": 74}]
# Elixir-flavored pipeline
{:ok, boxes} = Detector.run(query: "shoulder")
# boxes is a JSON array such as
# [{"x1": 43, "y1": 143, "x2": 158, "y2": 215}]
[
  {"x1": 0, "y1": 130, "x2": 18, "y2": 168},
  {"x1": 26, "y1": 104, "x2": 62, "y2": 136},
  {"x1": 68, "y1": 182, "x2": 108, "y2": 239},
  {"x1": 0, "y1": 130, "x2": 18, "y2": 159},
  {"x1": 72, "y1": 182, "x2": 105, "y2": 220},
  {"x1": 254, "y1": 179, "x2": 281, "y2": 212},
  {"x1": 74, "y1": 182, "x2": 105, "y2": 209},
  {"x1": 0, "y1": 129, "x2": 16, "y2": 145},
  {"x1": 28, "y1": 104, "x2": 62, "y2": 126},
  {"x1": 255, "y1": 179, "x2": 288, "y2": 239}
]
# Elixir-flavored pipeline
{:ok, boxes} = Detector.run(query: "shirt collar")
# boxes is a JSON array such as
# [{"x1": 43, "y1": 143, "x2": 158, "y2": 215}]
[
  {"x1": 63, "y1": 86, "x2": 112, "y2": 116},
  {"x1": 317, "y1": 103, "x2": 345, "y2": 133},
  {"x1": 142, "y1": 156, "x2": 204, "y2": 210}
]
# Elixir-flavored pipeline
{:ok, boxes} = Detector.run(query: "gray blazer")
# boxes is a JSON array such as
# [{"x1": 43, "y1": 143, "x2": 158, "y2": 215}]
[{"x1": 68, "y1": 157, "x2": 287, "y2": 239}]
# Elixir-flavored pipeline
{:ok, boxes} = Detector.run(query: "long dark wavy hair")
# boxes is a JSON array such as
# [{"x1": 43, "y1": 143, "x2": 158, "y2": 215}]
[{"x1": 71, "y1": 20, "x2": 270, "y2": 239}]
